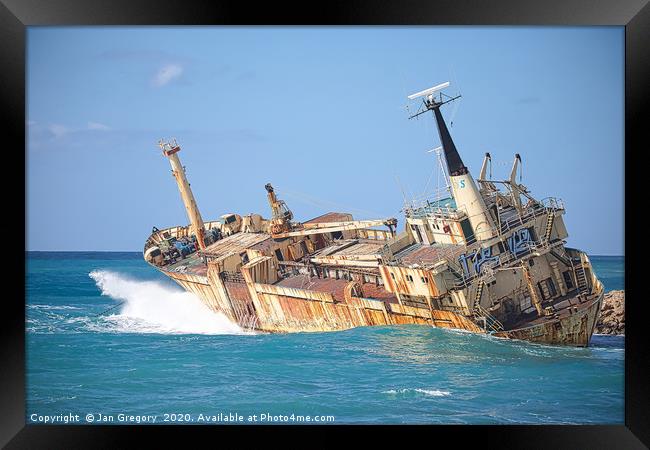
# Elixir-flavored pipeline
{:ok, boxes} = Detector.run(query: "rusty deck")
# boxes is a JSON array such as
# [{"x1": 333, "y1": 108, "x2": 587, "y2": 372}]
[{"x1": 494, "y1": 290, "x2": 604, "y2": 347}]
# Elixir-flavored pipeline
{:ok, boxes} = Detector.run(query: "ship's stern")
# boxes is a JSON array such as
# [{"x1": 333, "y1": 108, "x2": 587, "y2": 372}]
[{"x1": 494, "y1": 251, "x2": 605, "y2": 347}]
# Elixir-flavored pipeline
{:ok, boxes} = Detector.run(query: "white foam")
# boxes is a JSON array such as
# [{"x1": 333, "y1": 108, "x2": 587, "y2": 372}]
[
  {"x1": 414, "y1": 388, "x2": 452, "y2": 397},
  {"x1": 382, "y1": 388, "x2": 451, "y2": 397},
  {"x1": 28, "y1": 304, "x2": 81, "y2": 310},
  {"x1": 89, "y1": 270, "x2": 247, "y2": 335}
]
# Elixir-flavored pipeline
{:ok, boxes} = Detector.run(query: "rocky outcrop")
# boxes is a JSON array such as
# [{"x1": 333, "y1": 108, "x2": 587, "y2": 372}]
[{"x1": 595, "y1": 290, "x2": 624, "y2": 335}]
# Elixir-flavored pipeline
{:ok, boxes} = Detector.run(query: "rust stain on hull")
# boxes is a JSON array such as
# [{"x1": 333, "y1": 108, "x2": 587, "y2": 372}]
[
  {"x1": 164, "y1": 269, "x2": 487, "y2": 335},
  {"x1": 163, "y1": 266, "x2": 602, "y2": 347}
]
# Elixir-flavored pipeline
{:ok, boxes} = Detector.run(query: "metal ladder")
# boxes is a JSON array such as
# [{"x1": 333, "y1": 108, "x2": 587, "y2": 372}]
[
  {"x1": 574, "y1": 265, "x2": 589, "y2": 293},
  {"x1": 543, "y1": 211, "x2": 555, "y2": 243},
  {"x1": 473, "y1": 280, "x2": 485, "y2": 314},
  {"x1": 472, "y1": 280, "x2": 504, "y2": 333}
]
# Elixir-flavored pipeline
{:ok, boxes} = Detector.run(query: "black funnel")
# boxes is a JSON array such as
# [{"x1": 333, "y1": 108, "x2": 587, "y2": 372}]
[{"x1": 433, "y1": 106, "x2": 468, "y2": 176}]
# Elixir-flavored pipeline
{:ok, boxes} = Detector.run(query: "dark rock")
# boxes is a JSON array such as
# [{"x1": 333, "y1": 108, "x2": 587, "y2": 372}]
[{"x1": 595, "y1": 290, "x2": 624, "y2": 335}]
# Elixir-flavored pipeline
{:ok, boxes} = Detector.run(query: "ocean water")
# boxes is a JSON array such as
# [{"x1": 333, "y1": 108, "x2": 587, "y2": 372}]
[{"x1": 26, "y1": 252, "x2": 624, "y2": 425}]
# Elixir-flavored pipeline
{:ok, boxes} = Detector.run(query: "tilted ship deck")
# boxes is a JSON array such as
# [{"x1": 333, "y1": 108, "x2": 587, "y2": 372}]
[{"x1": 143, "y1": 82, "x2": 603, "y2": 346}]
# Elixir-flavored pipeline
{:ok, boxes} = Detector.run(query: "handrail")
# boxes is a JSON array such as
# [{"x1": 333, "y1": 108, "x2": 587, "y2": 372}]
[
  {"x1": 540, "y1": 197, "x2": 565, "y2": 210},
  {"x1": 474, "y1": 304, "x2": 504, "y2": 332},
  {"x1": 404, "y1": 189, "x2": 454, "y2": 210},
  {"x1": 404, "y1": 195, "x2": 563, "y2": 245},
  {"x1": 390, "y1": 202, "x2": 560, "y2": 274}
]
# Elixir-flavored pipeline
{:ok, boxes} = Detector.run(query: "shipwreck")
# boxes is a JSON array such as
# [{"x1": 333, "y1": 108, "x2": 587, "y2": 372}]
[{"x1": 143, "y1": 82, "x2": 603, "y2": 346}]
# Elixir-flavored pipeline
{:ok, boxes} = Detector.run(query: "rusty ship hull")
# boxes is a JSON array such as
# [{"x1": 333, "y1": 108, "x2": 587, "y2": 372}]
[
  {"x1": 493, "y1": 283, "x2": 603, "y2": 347},
  {"x1": 146, "y1": 222, "x2": 603, "y2": 346},
  {"x1": 144, "y1": 84, "x2": 605, "y2": 347}
]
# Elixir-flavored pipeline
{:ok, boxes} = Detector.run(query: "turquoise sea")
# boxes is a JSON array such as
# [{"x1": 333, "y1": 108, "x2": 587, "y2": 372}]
[{"x1": 26, "y1": 253, "x2": 624, "y2": 424}]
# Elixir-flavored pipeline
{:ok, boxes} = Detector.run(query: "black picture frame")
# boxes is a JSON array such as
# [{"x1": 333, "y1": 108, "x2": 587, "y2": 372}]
[{"x1": 2, "y1": 0, "x2": 644, "y2": 447}]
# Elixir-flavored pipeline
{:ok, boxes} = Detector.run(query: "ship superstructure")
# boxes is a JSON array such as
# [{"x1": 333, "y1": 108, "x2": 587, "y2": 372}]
[{"x1": 143, "y1": 83, "x2": 603, "y2": 346}]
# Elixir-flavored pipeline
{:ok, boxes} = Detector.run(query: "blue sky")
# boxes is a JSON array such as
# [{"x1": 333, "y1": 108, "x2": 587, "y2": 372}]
[{"x1": 27, "y1": 27, "x2": 624, "y2": 255}]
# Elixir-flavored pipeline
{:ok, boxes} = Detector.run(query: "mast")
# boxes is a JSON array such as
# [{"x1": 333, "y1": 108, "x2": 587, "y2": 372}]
[
  {"x1": 508, "y1": 153, "x2": 523, "y2": 212},
  {"x1": 479, "y1": 152, "x2": 491, "y2": 181},
  {"x1": 158, "y1": 138, "x2": 207, "y2": 251},
  {"x1": 408, "y1": 82, "x2": 497, "y2": 242}
]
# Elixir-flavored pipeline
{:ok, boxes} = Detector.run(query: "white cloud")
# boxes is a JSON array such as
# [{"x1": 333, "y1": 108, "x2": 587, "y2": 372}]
[
  {"x1": 88, "y1": 121, "x2": 111, "y2": 131},
  {"x1": 48, "y1": 124, "x2": 70, "y2": 139},
  {"x1": 152, "y1": 64, "x2": 183, "y2": 87}
]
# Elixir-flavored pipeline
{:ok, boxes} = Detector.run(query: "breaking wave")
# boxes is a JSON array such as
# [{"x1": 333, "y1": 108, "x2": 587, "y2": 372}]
[{"x1": 88, "y1": 270, "x2": 247, "y2": 335}]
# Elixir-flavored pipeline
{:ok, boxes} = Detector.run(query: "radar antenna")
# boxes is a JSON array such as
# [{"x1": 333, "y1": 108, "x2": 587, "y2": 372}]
[{"x1": 407, "y1": 81, "x2": 461, "y2": 120}]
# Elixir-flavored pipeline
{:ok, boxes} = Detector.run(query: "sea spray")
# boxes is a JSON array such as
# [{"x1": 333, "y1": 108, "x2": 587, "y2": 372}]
[{"x1": 89, "y1": 270, "x2": 247, "y2": 335}]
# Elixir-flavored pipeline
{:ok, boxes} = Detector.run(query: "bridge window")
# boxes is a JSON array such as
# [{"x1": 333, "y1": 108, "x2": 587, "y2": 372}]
[
  {"x1": 563, "y1": 271, "x2": 574, "y2": 289},
  {"x1": 537, "y1": 278, "x2": 558, "y2": 300}
]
